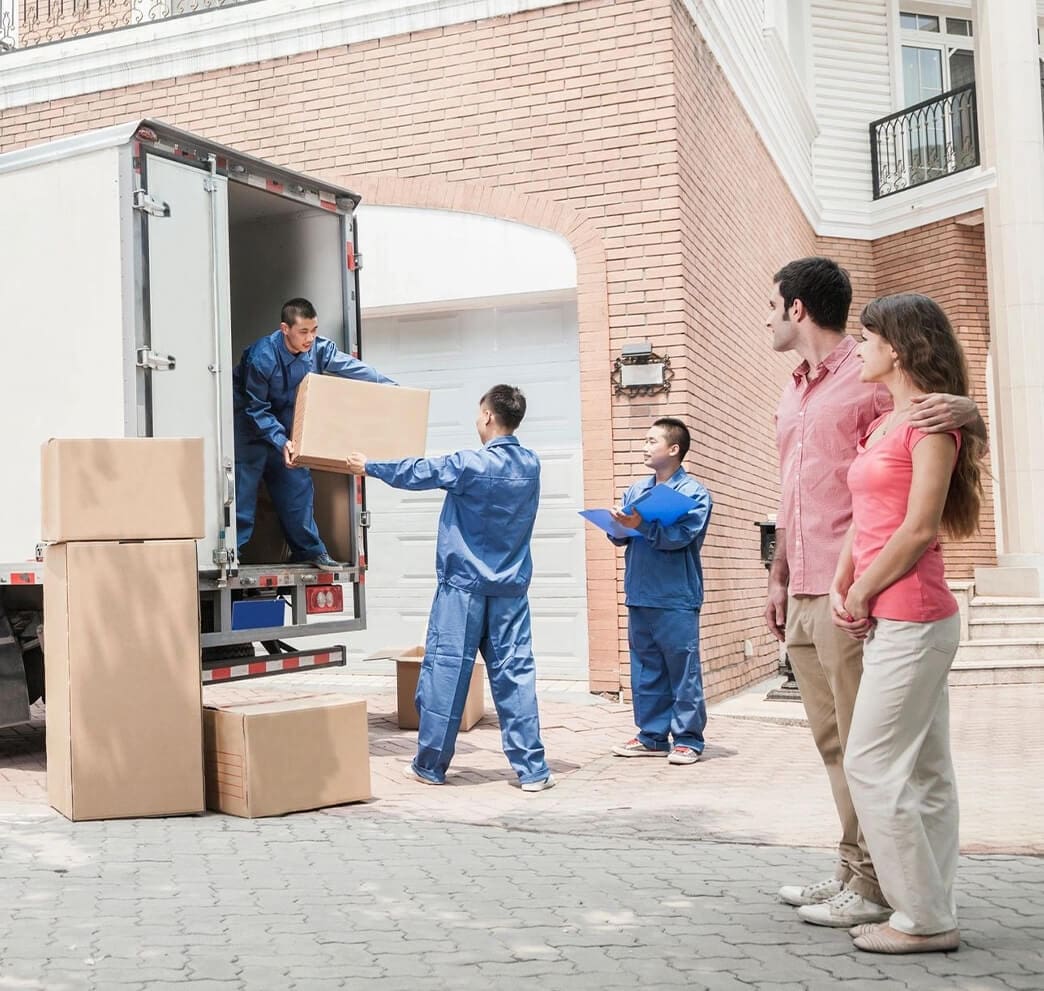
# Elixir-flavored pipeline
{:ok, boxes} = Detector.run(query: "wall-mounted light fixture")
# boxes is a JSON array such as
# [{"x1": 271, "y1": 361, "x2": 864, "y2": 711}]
[{"x1": 612, "y1": 340, "x2": 673, "y2": 397}]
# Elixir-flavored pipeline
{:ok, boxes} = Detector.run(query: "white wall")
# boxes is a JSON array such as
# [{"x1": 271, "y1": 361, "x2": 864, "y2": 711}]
[
  {"x1": 809, "y1": 0, "x2": 894, "y2": 224},
  {"x1": 356, "y1": 205, "x2": 577, "y2": 312}
]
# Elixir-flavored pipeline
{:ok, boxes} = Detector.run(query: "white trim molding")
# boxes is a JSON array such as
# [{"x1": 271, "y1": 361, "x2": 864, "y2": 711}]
[
  {"x1": 0, "y1": 0, "x2": 1005, "y2": 241},
  {"x1": 0, "y1": 0, "x2": 573, "y2": 110},
  {"x1": 819, "y1": 165, "x2": 997, "y2": 239},
  {"x1": 682, "y1": 0, "x2": 823, "y2": 229}
]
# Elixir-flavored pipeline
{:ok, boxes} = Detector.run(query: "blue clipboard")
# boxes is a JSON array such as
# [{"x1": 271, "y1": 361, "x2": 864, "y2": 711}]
[
  {"x1": 627, "y1": 483, "x2": 700, "y2": 525},
  {"x1": 579, "y1": 509, "x2": 639, "y2": 539}
]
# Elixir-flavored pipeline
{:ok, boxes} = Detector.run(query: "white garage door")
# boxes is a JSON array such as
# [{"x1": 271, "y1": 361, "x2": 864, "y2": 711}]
[{"x1": 356, "y1": 297, "x2": 589, "y2": 680}]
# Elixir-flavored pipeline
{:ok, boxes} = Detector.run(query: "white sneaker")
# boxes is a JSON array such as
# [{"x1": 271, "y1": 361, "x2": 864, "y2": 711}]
[
  {"x1": 521, "y1": 774, "x2": 556, "y2": 793},
  {"x1": 778, "y1": 877, "x2": 844, "y2": 907},
  {"x1": 798, "y1": 889, "x2": 890, "y2": 928},
  {"x1": 402, "y1": 763, "x2": 443, "y2": 785}
]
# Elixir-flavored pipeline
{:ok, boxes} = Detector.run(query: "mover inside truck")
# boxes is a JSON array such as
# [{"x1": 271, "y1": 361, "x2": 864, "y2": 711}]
[{"x1": 226, "y1": 179, "x2": 357, "y2": 571}]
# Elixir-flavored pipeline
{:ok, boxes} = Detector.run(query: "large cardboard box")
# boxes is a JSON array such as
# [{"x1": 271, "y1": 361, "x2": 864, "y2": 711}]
[
  {"x1": 44, "y1": 540, "x2": 205, "y2": 821},
  {"x1": 365, "y1": 646, "x2": 486, "y2": 732},
  {"x1": 203, "y1": 695, "x2": 371, "y2": 817},
  {"x1": 42, "y1": 438, "x2": 205, "y2": 542},
  {"x1": 290, "y1": 374, "x2": 430, "y2": 472}
]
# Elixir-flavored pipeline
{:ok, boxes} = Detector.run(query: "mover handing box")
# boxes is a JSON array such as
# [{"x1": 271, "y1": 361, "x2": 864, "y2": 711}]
[{"x1": 290, "y1": 375, "x2": 430, "y2": 472}]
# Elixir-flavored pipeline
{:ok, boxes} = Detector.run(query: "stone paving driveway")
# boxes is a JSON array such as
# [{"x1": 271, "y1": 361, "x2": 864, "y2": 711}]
[{"x1": 1, "y1": 676, "x2": 1042, "y2": 989}]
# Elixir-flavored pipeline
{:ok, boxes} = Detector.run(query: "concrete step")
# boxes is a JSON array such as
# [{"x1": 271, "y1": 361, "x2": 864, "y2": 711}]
[
  {"x1": 969, "y1": 617, "x2": 1044, "y2": 640},
  {"x1": 949, "y1": 658, "x2": 1044, "y2": 686},
  {"x1": 955, "y1": 638, "x2": 1044, "y2": 663},
  {"x1": 952, "y1": 639, "x2": 1044, "y2": 685},
  {"x1": 968, "y1": 596, "x2": 1044, "y2": 621}
]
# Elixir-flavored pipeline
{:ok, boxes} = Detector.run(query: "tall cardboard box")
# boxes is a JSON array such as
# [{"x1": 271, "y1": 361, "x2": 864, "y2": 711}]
[
  {"x1": 41, "y1": 438, "x2": 205, "y2": 542},
  {"x1": 364, "y1": 646, "x2": 486, "y2": 731},
  {"x1": 291, "y1": 374, "x2": 430, "y2": 472},
  {"x1": 44, "y1": 540, "x2": 205, "y2": 821},
  {"x1": 203, "y1": 695, "x2": 371, "y2": 817}
]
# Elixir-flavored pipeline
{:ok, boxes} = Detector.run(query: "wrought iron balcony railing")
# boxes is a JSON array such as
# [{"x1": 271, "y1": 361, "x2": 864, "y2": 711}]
[
  {"x1": 0, "y1": 0, "x2": 257, "y2": 52},
  {"x1": 870, "y1": 83, "x2": 980, "y2": 199}
]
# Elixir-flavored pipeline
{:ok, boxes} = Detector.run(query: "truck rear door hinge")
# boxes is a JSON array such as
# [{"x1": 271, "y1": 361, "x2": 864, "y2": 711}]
[
  {"x1": 136, "y1": 348, "x2": 176, "y2": 371},
  {"x1": 360, "y1": 511, "x2": 371, "y2": 528},
  {"x1": 133, "y1": 188, "x2": 171, "y2": 217}
]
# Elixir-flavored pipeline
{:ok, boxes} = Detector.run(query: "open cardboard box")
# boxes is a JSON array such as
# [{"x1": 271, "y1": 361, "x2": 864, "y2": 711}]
[{"x1": 364, "y1": 645, "x2": 486, "y2": 732}]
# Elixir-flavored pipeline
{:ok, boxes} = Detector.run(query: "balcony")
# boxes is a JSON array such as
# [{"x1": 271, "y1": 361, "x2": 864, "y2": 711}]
[
  {"x1": 870, "y1": 83, "x2": 980, "y2": 199},
  {"x1": 0, "y1": 0, "x2": 257, "y2": 51}
]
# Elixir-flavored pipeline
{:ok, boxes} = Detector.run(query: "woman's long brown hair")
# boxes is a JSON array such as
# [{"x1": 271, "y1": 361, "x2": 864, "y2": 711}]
[{"x1": 860, "y1": 293, "x2": 984, "y2": 539}]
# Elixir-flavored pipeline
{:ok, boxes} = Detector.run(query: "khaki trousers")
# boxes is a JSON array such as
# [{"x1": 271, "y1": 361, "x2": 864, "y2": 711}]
[
  {"x1": 786, "y1": 594, "x2": 884, "y2": 905},
  {"x1": 844, "y1": 614, "x2": 961, "y2": 935}
]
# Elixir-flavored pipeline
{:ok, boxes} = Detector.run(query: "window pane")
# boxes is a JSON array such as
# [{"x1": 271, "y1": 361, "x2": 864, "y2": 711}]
[
  {"x1": 903, "y1": 46, "x2": 943, "y2": 104},
  {"x1": 946, "y1": 18, "x2": 971, "y2": 36},
  {"x1": 900, "y1": 12, "x2": 919, "y2": 30},
  {"x1": 917, "y1": 14, "x2": 940, "y2": 32},
  {"x1": 950, "y1": 50, "x2": 975, "y2": 89}
]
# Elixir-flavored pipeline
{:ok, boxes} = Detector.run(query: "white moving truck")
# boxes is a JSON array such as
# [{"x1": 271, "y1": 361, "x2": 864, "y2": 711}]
[{"x1": 0, "y1": 119, "x2": 374, "y2": 727}]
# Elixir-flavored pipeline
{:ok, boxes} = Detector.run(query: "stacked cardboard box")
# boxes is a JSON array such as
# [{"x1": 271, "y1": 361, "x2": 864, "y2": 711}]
[
  {"x1": 203, "y1": 693, "x2": 371, "y2": 817},
  {"x1": 42, "y1": 438, "x2": 207, "y2": 821}
]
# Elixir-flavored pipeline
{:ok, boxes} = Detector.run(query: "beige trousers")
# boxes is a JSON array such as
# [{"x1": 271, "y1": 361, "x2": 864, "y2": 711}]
[
  {"x1": 844, "y1": 614, "x2": 961, "y2": 935},
  {"x1": 786, "y1": 595, "x2": 884, "y2": 905}
]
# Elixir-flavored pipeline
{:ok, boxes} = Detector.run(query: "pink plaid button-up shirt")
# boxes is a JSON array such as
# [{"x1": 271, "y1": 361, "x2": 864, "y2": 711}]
[{"x1": 774, "y1": 335, "x2": 891, "y2": 596}]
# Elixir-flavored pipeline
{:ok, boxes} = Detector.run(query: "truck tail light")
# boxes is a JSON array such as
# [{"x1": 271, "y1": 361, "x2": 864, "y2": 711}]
[{"x1": 306, "y1": 585, "x2": 344, "y2": 615}]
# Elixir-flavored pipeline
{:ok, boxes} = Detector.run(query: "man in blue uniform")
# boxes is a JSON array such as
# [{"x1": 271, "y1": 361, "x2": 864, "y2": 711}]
[
  {"x1": 233, "y1": 297, "x2": 395, "y2": 570},
  {"x1": 344, "y1": 384, "x2": 554, "y2": 791},
  {"x1": 609, "y1": 417, "x2": 712, "y2": 764}
]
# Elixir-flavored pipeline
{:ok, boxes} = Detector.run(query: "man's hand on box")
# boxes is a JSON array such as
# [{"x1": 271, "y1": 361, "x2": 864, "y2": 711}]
[
  {"x1": 283, "y1": 440, "x2": 297, "y2": 469},
  {"x1": 344, "y1": 453, "x2": 367, "y2": 476}
]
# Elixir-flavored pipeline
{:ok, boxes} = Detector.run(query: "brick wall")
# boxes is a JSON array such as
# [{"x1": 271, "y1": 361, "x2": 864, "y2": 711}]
[
  {"x1": 669, "y1": 2, "x2": 818, "y2": 699},
  {"x1": 822, "y1": 215, "x2": 996, "y2": 579}
]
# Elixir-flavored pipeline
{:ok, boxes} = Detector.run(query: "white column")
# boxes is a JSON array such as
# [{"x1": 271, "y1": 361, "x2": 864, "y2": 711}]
[{"x1": 973, "y1": 0, "x2": 1044, "y2": 597}]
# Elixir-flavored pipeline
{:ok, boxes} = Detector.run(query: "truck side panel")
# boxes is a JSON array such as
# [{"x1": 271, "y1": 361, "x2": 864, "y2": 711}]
[
  {"x1": 142, "y1": 153, "x2": 234, "y2": 573},
  {"x1": 0, "y1": 146, "x2": 130, "y2": 565}
]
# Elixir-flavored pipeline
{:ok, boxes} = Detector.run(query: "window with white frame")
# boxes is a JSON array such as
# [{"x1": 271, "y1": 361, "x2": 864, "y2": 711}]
[{"x1": 899, "y1": 7, "x2": 975, "y2": 105}]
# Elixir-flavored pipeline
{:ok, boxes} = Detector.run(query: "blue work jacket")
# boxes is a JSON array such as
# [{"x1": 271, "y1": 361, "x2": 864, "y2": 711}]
[
  {"x1": 232, "y1": 330, "x2": 395, "y2": 451},
  {"x1": 367, "y1": 435, "x2": 540, "y2": 596},
  {"x1": 611, "y1": 466, "x2": 713, "y2": 610}
]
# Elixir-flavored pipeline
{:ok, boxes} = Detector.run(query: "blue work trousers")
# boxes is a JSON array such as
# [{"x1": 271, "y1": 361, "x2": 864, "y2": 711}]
[
  {"x1": 629, "y1": 606, "x2": 706, "y2": 752},
  {"x1": 413, "y1": 583, "x2": 550, "y2": 785},
  {"x1": 235, "y1": 438, "x2": 327, "y2": 561}
]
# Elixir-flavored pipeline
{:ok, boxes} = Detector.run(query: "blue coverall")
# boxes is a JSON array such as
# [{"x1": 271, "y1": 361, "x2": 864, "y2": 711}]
[
  {"x1": 367, "y1": 435, "x2": 552, "y2": 785},
  {"x1": 611, "y1": 467, "x2": 713, "y2": 753},
  {"x1": 232, "y1": 330, "x2": 394, "y2": 561}
]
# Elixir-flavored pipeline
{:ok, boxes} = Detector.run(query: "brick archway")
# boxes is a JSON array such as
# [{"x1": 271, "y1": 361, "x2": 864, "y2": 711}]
[{"x1": 349, "y1": 174, "x2": 619, "y2": 693}]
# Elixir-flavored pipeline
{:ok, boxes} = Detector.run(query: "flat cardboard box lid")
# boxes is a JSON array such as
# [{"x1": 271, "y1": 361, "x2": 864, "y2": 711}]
[{"x1": 363, "y1": 645, "x2": 425, "y2": 663}]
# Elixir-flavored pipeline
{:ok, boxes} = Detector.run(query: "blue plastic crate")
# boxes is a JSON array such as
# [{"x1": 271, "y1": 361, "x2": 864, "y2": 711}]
[{"x1": 231, "y1": 598, "x2": 286, "y2": 631}]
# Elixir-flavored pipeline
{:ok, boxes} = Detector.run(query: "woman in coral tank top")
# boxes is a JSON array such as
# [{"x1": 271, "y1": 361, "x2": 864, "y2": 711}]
[{"x1": 829, "y1": 294, "x2": 984, "y2": 956}]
